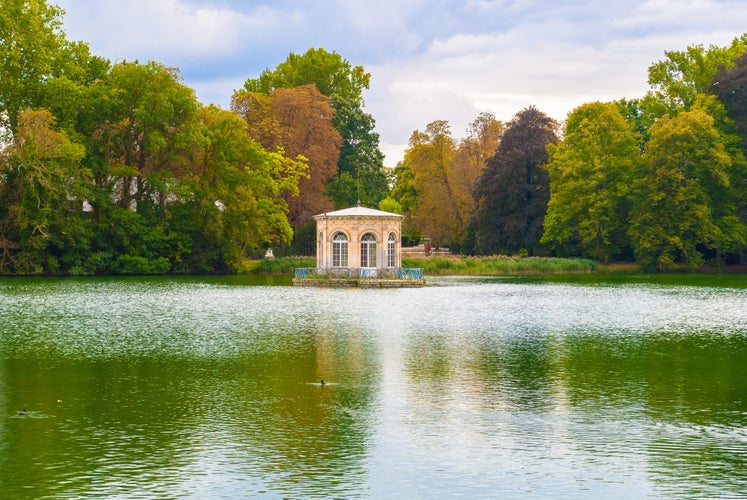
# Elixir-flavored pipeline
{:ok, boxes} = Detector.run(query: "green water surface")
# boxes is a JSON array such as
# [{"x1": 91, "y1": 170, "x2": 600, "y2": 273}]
[{"x1": 1, "y1": 275, "x2": 746, "y2": 498}]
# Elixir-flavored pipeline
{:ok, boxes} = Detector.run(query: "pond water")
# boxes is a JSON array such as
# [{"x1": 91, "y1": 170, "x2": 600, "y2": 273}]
[{"x1": 1, "y1": 274, "x2": 746, "y2": 498}]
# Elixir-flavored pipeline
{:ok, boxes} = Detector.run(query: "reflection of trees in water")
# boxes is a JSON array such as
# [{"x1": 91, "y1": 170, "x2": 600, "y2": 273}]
[
  {"x1": 2, "y1": 277, "x2": 747, "y2": 497},
  {"x1": 470, "y1": 331, "x2": 747, "y2": 497},
  {"x1": 229, "y1": 325, "x2": 376, "y2": 497}
]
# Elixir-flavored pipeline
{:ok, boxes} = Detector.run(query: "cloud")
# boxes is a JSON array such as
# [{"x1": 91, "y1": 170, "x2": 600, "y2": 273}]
[
  {"x1": 365, "y1": 1, "x2": 747, "y2": 163},
  {"x1": 57, "y1": 0, "x2": 308, "y2": 71}
]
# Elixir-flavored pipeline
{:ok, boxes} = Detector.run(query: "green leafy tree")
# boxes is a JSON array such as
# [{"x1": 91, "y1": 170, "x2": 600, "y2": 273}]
[
  {"x1": 175, "y1": 106, "x2": 307, "y2": 271},
  {"x1": 242, "y1": 48, "x2": 389, "y2": 210},
  {"x1": 0, "y1": 0, "x2": 67, "y2": 134},
  {"x1": 378, "y1": 197, "x2": 403, "y2": 214},
  {"x1": 0, "y1": 109, "x2": 87, "y2": 274},
  {"x1": 628, "y1": 106, "x2": 746, "y2": 270},
  {"x1": 646, "y1": 35, "x2": 747, "y2": 117},
  {"x1": 616, "y1": 97, "x2": 659, "y2": 152},
  {"x1": 243, "y1": 47, "x2": 369, "y2": 102},
  {"x1": 389, "y1": 158, "x2": 418, "y2": 239},
  {"x1": 0, "y1": 0, "x2": 107, "y2": 137},
  {"x1": 646, "y1": 35, "x2": 747, "y2": 265},
  {"x1": 89, "y1": 61, "x2": 199, "y2": 211},
  {"x1": 472, "y1": 107, "x2": 559, "y2": 255},
  {"x1": 325, "y1": 96, "x2": 389, "y2": 208},
  {"x1": 542, "y1": 102, "x2": 640, "y2": 262},
  {"x1": 390, "y1": 159, "x2": 417, "y2": 215}
]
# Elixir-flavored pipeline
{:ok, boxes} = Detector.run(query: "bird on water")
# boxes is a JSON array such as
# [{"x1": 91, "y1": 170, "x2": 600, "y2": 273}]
[
  {"x1": 17, "y1": 409, "x2": 27, "y2": 416},
  {"x1": 320, "y1": 379, "x2": 326, "y2": 386}
]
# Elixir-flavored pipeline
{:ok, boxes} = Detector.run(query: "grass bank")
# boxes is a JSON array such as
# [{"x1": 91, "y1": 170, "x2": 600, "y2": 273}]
[
  {"x1": 402, "y1": 256, "x2": 598, "y2": 275},
  {"x1": 246, "y1": 255, "x2": 598, "y2": 275}
]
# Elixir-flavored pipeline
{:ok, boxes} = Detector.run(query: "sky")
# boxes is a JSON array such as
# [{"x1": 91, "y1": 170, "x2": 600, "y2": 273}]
[{"x1": 55, "y1": 0, "x2": 747, "y2": 165}]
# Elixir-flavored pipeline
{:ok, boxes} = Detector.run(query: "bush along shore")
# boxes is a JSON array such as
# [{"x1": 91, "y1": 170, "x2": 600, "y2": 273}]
[{"x1": 247, "y1": 256, "x2": 598, "y2": 275}]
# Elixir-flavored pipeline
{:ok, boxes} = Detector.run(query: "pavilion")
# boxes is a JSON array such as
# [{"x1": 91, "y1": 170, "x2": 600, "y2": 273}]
[{"x1": 293, "y1": 206, "x2": 424, "y2": 287}]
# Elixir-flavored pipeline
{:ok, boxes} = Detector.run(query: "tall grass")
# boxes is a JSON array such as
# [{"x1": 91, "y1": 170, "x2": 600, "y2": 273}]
[
  {"x1": 247, "y1": 255, "x2": 598, "y2": 275},
  {"x1": 402, "y1": 255, "x2": 598, "y2": 275},
  {"x1": 249, "y1": 257, "x2": 316, "y2": 274}
]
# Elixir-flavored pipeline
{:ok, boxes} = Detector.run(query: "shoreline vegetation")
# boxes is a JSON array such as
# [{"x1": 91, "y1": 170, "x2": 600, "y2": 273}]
[
  {"x1": 247, "y1": 255, "x2": 747, "y2": 276},
  {"x1": 248, "y1": 255, "x2": 601, "y2": 275},
  {"x1": 2, "y1": 7, "x2": 747, "y2": 276}
]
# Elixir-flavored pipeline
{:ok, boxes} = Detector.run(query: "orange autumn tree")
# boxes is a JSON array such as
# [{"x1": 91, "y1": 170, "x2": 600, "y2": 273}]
[
  {"x1": 232, "y1": 84, "x2": 341, "y2": 230},
  {"x1": 403, "y1": 113, "x2": 503, "y2": 250}
]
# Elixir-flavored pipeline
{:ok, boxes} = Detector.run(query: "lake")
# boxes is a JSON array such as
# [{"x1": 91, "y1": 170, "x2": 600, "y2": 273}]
[{"x1": 1, "y1": 274, "x2": 746, "y2": 498}]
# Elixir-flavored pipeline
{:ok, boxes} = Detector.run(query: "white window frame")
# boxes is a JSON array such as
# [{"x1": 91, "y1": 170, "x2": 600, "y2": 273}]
[
  {"x1": 360, "y1": 233, "x2": 377, "y2": 268},
  {"x1": 332, "y1": 232, "x2": 348, "y2": 267},
  {"x1": 388, "y1": 233, "x2": 396, "y2": 268}
]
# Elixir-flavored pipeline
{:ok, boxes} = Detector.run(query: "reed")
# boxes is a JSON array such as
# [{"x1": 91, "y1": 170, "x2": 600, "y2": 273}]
[
  {"x1": 402, "y1": 255, "x2": 598, "y2": 275},
  {"x1": 247, "y1": 255, "x2": 598, "y2": 275}
]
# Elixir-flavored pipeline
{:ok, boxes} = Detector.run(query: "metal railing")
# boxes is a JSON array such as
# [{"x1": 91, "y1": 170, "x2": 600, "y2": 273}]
[{"x1": 295, "y1": 267, "x2": 424, "y2": 280}]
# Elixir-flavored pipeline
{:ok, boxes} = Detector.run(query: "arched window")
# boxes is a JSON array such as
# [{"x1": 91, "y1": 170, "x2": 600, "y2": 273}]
[
  {"x1": 332, "y1": 232, "x2": 348, "y2": 267},
  {"x1": 360, "y1": 233, "x2": 377, "y2": 268},
  {"x1": 388, "y1": 233, "x2": 396, "y2": 268}
]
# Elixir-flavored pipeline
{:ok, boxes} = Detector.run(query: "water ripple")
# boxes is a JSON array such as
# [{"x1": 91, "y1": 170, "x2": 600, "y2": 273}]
[{"x1": 1, "y1": 276, "x2": 746, "y2": 498}]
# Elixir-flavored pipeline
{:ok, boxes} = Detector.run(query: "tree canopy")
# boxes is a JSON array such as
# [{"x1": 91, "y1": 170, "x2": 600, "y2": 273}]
[
  {"x1": 542, "y1": 102, "x2": 639, "y2": 263},
  {"x1": 628, "y1": 106, "x2": 745, "y2": 270},
  {"x1": 241, "y1": 48, "x2": 389, "y2": 213},
  {"x1": 471, "y1": 107, "x2": 558, "y2": 255},
  {"x1": 0, "y1": 2, "x2": 307, "y2": 274},
  {"x1": 232, "y1": 84, "x2": 340, "y2": 229},
  {"x1": 3, "y1": 1, "x2": 747, "y2": 273},
  {"x1": 398, "y1": 113, "x2": 503, "y2": 250},
  {"x1": 538, "y1": 34, "x2": 747, "y2": 268}
]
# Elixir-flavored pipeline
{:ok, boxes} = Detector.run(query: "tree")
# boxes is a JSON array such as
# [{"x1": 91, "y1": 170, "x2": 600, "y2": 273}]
[
  {"x1": 542, "y1": 102, "x2": 640, "y2": 262},
  {"x1": 645, "y1": 35, "x2": 747, "y2": 265},
  {"x1": 233, "y1": 84, "x2": 341, "y2": 229},
  {"x1": 711, "y1": 49, "x2": 747, "y2": 148},
  {"x1": 243, "y1": 47, "x2": 370, "y2": 103},
  {"x1": 325, "y1": 96, "x2": 389, "y2": 208},
  {"x1": 628, "y1": 106, "x2": 746, "y2": 270},
  {"x1": 455, "y1": 112, "x2": 503, "y2": 199},
  {"x1": 89, "y1": 61, "x2": 199, "y2": 211},
  {"x1": 472, "y1": 107, "x2": 559, "y2": 255},
  {"x1": 403, "y1": 114, "x2": 502, "y2": 249},
  {"x1": 242, "y1": 48, "x2": 389, "y2": 209},
  {"x1": 0, "y1": 109, "x2": 87, "y2": 274},
  {"x1": 174, "y1": 106, "x2": 307, "y2": 271},
  {"x1": 0, "y1": 0, "x2": 67, "y2": 134},
  {"x1": 0, "y1": 0, "x2": 107, "y2": 138},
  {"x1": 389, "y1": 159, "x2": 418, "y2": 238},
  {"x1": 405, "y1": 121, "x2": 462, "y2": 247},
  {"x1": 711, "y1": 50, "x2": 747, "y2": 261},
  {"x1": 646, "y1": 35, "x2": 747, "y2": 117}
]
